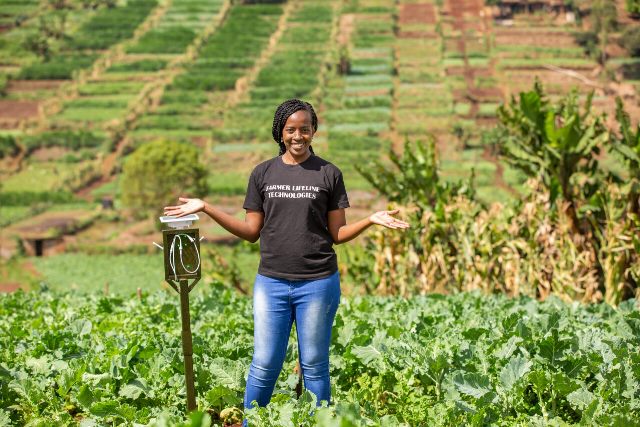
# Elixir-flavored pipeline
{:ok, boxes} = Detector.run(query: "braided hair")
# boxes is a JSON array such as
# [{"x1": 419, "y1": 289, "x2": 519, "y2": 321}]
[{"x1": 271, "y1": 99, "x2": 317, "y2": 156}]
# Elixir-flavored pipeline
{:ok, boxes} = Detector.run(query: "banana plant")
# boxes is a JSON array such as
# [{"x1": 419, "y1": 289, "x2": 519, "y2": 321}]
[
  {"x1": 612, "y1": 97, "x2": 640, "y2": 216},
  {"x1": 496, "y1": 81, "x2": 609, "y2": 235},
  {"x1": 354, "y1": 137, "x2": 474, "y2": 216}
]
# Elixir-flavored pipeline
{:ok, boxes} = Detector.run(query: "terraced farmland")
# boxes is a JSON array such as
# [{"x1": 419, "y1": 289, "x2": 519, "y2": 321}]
[
  {"x1": 2, "y1": 1, "x2": 640, "y2": 426},
  {"x1": 0, "y1": 0, "x2": 637, "y2": 258}
]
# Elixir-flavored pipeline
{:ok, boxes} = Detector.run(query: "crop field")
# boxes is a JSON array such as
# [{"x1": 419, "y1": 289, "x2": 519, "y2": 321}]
[
  {"x1": 2, "y1": 0, "x2": 640, "y2": 425},
  {"x1": 1, "y1": 287, "x2": 639, "y2": 425}
]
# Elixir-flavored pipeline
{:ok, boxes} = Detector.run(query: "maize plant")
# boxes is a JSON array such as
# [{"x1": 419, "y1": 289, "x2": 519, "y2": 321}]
[{"x1": 345, "y1": 86, "x2": 640, "y2": 305}]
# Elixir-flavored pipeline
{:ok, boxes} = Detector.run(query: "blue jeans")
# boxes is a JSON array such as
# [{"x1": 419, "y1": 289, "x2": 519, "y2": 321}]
[{"x1": 243, "y1": 271, "x2": 341, "y2": 413}]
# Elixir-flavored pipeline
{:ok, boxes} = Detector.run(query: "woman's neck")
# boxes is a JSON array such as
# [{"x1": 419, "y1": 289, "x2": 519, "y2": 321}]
[{"x1": 282, "y1": 150, "x2": 311, "y2": 165}]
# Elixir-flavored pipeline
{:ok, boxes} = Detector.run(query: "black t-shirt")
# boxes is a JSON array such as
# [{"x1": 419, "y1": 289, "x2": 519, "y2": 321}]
[{"x1": 243, "y1": 155, "x2": 350, "y2": 280}]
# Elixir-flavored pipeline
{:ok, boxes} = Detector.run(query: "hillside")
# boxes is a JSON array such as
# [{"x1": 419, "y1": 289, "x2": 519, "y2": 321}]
[{"x1": 0, "y1": 0, "x2": 639, "y2": 279}]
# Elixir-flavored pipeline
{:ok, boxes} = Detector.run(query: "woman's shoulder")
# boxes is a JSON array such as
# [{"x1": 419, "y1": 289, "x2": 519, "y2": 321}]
[
  {"x1": 251, "y1": 156, "x2": 280, "y2": 175},
  {"x1": 311, "y1": 155, "x2": 343, "y2": 176}
]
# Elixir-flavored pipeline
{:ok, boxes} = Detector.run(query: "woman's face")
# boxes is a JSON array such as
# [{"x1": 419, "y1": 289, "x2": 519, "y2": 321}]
[{"x1": 282, "y1": 110, "x2": 314, "y2": 158}]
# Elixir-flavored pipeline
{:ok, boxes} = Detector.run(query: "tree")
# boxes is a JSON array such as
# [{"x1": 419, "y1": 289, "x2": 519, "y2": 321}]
[
  {"x1": 121, "y1": 140, "x2": 208, "y2": 220},
  {"x1": 626, "y1": 0, "x2": 640, "y2": 16},
  {"x1": 620, "y1": 26, "x2": 640, "y2": 57},
  {"x1": 22, "y1": 33, "x2": 51, "y2": 60},
  {"x1": 590, "y1": 0, "x2": 618, "y2": 66}
]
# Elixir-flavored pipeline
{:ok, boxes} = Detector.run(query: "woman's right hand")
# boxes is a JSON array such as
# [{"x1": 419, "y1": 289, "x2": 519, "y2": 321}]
[{"x1": 163, "y1": 197, "x2": 205, "y2": 218}]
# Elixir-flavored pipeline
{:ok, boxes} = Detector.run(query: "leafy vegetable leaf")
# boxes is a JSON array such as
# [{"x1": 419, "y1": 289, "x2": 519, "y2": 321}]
[
  {"x1": 453, "y1": 372, "x2": 492, "y2": 398},
  {"x1": 499, "y1": 356, "x2": 532, "y2": 392}
]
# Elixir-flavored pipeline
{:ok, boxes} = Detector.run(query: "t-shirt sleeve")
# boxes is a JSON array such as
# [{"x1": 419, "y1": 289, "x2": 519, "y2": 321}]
[
  {"x1": 328, "y1": 168, "x2": 350, "y2": 211},
  {"x1": 243, "y1": 168, "x2": 264, "y2": 212}
]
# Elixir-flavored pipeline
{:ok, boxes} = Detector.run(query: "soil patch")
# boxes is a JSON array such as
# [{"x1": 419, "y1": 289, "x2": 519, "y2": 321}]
[
  {"x1": 453, "y1": 87, "x2": 503, "y2": 102},
  {"x1": 30, "y1": 146, "x2": 70, "y2": 161},
  {"x1": 338, "y1": 14, "x2": 355, "y2": 46},
  {"x1": 399, "y1": 3, "x2": 436, "y2": 25},
  {"x1": 398, "y1": 31, "x2": 438, "y2": 39},
  {"x1": 7, "y1": 80, "x2": 64, "y2": 92},
  {"x1": 494, "y1": 31, "x2": 576, "y2": 48},
  {"x1": 0, "y1": 100, "x2": 39, "y2": 120},
  {"x1": 0, "y1": 282, "x2": 21, "y2": 293}
]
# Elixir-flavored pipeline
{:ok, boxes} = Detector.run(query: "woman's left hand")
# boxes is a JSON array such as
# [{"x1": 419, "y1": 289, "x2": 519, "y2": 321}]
[{"x1": 369, "y1": 209, "x2": 410, "y2": 230}]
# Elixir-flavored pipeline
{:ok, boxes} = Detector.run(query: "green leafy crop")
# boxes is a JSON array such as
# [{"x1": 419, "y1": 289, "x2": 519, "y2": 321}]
[{"x1": 1, "y1": 286, "x2": 638, "y2": 426}]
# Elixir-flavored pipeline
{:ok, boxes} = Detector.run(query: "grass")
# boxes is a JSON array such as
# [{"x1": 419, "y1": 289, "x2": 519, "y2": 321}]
[
  {"x1": 126, "y1": 26, "x2": 197, "y2": 54},
  {"x1": 31, "y1": 254, "x2": 164, "y2": 294},
  {"x1": 57, "y1": 107, "x2": 127, "y2": 122},
  {"x1": 18, "y1": 54, "x2": 99, "y2": 80},
  {"x1": 0, "y1": 206, "x2": 31, "y2": 227},
  {"x1": 106, "y1": 59, "x2": 169, "y2": 73},
  {"x1": 0, "y1": 162, "x2": 89, "y2": 192},
  {"x1": 78, "y1": 81, "x2": 146, "y2": 96}
]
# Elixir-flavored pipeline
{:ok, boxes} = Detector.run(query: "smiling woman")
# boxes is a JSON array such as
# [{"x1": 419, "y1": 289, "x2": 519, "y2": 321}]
[{"x1": 163, "y1": 98, "x2": 409, "y2": 426}]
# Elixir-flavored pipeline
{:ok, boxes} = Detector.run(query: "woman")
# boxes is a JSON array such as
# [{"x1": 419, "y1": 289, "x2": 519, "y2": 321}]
[{"x1": 163, "y1": 99, "x2": 409, "y2": 419}]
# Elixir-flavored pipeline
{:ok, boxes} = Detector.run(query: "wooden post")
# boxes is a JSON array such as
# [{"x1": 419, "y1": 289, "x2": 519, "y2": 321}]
[{"x1": 179, "y1": 279, "x2": 197, "y2": 412}]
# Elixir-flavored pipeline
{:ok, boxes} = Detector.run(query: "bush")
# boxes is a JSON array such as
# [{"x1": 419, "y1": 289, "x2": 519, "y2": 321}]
[
  {"x1": 626, "y1": 0, "x2": 640, "y2": 15},
  {"x1": 18, "y1": 54, "x2": 98, "y2": 79},
  {"x1": 0, "y1": 135, "x2": 19, "y2": 158},
  {"x1": 573, "y1": 31, "x2": 598, "y2": 57},
  {"x1": 619, "y1": 25, "x2": 640, "y2": 57},
  {"x1": 120, "y1": 140, "x2": 208, "y2": 219},
  {"x1": 21, "y1": 130, "x2": 107, "y2": 154},
  {"x1": 0, "y1": 190, "x2": 76, "y2": 206}
]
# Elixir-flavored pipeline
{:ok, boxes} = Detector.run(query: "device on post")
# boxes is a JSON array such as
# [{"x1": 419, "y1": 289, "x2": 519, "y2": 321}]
[
  {"x1": 160, "y1": 214, "x2": 201, "y2": 282},
  {"x1": 156, "y1": 214, "x2": 202, "y2": 413}
]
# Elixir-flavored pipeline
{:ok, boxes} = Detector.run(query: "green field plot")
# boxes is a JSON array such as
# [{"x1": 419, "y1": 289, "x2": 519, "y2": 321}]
[
  {"x1": 50, "y1": 81, "x2": 141, "y2": 127},
  {"x1": 68, "y1": 0, "x2": 157, "y2": 50},
  {"x1": 157, "y1": 0, "x2": 225, "y2": 29},
  {"x1": 477, "y1": 102, "x2": 499, "y2": 118},
  {"x1": 397, "y1": 84, "x2": 451, "y2": 108},
  {"x1": 126, "y1": 0, "x2": 224, "y2": 55},
  {"x1": 496, "y1": 57, "x2": 594, "y2": 70},
  {"x1": 18, "y1": 54, "x2": 99, "y2": 80},
  {"x1": 1, "y1": 161, "x2": 94, "y2": 192},
  {"x1": 324, "y1": 1, "x2": 395, "y2": 192},
  {"x1": 16, "y1": 1, "x2": 158, "y2": 81},
  {"x1": 19, "y1": 129, "x2": 109, "y2": 156},
  {"x1": 32, "y1": 253, "x2": 163, "y2": 294},
  {"x1": 0, "y1": 2, "x2": 61, "y2": 74},
  {"x1": 105, "y1": 59, "x2": 169, "y2": 73},
  {"x1": 57, "y1": 106, "x2": 127, "y2": 123},
  {"x1": 208, "y1": 171, "x2": 249, "y2": 197},
  {"x1": 0, "y1": 205, "x2": 31, "y2": 227},
  {"x1": 218, "y1": 1, "x2": 334, "y2": 144},
  {"x1": 5, "y1": 286, "x2": 635, "y2": 425},
  {"x1": 494, "y1": 44, "x2": 585, "y2": 59},
  {"x1": 171, "y1": 4, "x2": 283, "y2": 93},
  {"x1": 134, "y1": 3, "x2": 282, "y2": 145},
  {"x1": 126, "y1": 26, "x2": 197, "y2": 54}
]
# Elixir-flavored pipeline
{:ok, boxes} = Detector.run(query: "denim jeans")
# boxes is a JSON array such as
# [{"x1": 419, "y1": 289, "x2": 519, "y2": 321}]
[{"x1": 243, "y1": 270, "x2": 341, "y2": 415}]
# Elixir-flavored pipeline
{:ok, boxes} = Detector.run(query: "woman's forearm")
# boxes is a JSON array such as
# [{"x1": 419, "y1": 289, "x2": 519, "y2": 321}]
[
  {"x1": 202, "y1": 202, "x2": 260, "y2": 242},
  {"x1": 335, "y1": 216, "x2": 373, "y2": 244}
]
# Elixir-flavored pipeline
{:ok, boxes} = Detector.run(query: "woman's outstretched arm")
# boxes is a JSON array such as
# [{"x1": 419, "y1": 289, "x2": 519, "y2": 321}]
[
  {"x1": 327, "y1": 208, "x2": 409, "y2": 245},
  {"x1": 164, "y1": 197, "x2": 264, "y2": 243}
]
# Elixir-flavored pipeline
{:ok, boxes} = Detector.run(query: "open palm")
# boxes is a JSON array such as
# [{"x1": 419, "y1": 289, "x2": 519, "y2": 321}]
[
  {"x1": 370, "y1": 209, "x2": 410, "y2": 229},
  {"x1": 163, "y1": 197, "x2": 205, "y2": 218}
]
